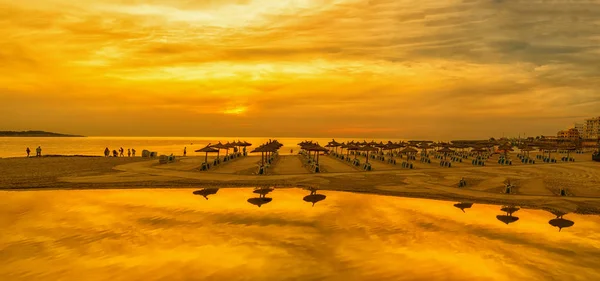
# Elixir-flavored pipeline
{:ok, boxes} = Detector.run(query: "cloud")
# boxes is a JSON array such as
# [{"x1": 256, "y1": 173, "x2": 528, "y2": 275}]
[{"x1": 1, "y1": 0, "x2": 599, "y2": 138}]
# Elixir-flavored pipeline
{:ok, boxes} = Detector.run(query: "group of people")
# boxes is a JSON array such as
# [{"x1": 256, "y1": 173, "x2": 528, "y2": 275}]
[
  {"x1": 104, "y1": 147, "x2": 136, "y2": 157},
  {"x1": 25, "y1": 146, "x2": 42, "y2": 157}
]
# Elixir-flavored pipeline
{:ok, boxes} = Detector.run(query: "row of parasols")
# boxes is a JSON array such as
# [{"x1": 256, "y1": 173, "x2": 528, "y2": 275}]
[
  {"x1": 195, "y1": 140, "x2": 252, "y2": 170},
  {"x1": 249, "y1": 140, "x2": 284, "y2": 175}
]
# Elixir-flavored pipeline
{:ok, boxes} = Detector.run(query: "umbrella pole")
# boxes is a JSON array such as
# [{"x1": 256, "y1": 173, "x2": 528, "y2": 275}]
[
  {"x1": 317, "y1": 151, "x2": 320, "y2": 165},
  {"x1": 261, "y1": 152, "x2": 264, "y2": 166},
  {"x1": 205, "y1": 152, "x2": 208, "y2": 164},
  {"x1": 366, "y1": 151, "x2": 369, "y2": 163}
]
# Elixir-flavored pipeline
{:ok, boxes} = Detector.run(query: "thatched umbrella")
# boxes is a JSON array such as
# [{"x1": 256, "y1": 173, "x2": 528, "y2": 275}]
[
  {"x1": 400, "y1": 146, "x2": 418, "y2": 165},
  {"x1": 519, "y1": 145, "x2": 534, "y2": 158},
  {"x1": 210, "y1": 142, "x2": 228, "y2": 160},
  {"x1": 306, "y1": 144, "x2": 328, "y2": 166},
  {"x1": 303, "y1": 193, "x2": 327, "y2": 207},
  {"x1": 358, "y1": 145, "x2": 379, "y2": 163},
  {"x1": 438, "y1": 146, "x2": 455, "y2": 161},
  {"x1": 239, "y1": 140, "x2": 252, "y2": 155},
  {"x1": 328, "y1": 139, "x2": 341, "y2": 154},
  {"x1": 346, "y1": 144, "x2": 359, "y2": 159},
  {"x1": 195, "y1": 144, "x2": 219, "y2": 165},
  {"x1": 250, "y1": 145, "x2": 269, "y2": 166}
]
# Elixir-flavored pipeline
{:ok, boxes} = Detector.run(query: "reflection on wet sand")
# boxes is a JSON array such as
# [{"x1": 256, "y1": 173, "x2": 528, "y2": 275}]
[
  {"x1": 248, "y1": 187, "x2": 275, "y2": 207},
  {"x1": 497, "y1": 206, "x2": 520, "y2": 225},
  {"x1": 548, "y1": 211, "x2": 575, "y2": 232},
  {"x1": 303, "y1": 187, "x2": 327, "y2": 207},
  {"x1": 3, "y1": 188, "x2": 600, "y2": 281},
  {"x1": 247, "y1": 197, "x2": 273, "y2": 207},
  {"x1": 253, "y1": 186, "x2": 274, "y2": 197},
  {"x1": 192, "y1": 188, "x2": 219, "y2": 200},
  {"x1": 453, "y1": 202, "x2": 473, "y2": 213}
]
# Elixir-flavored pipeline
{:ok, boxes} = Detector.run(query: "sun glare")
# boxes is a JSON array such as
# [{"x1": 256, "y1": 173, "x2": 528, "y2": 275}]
[{"x1": 223, "y1": 106, "x2": 247, "y2": 115}]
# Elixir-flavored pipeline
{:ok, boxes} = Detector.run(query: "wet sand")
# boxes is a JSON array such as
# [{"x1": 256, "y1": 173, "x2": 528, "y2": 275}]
[{"x1": 1, "y1": 153, "x2": 600, "y2": 214}]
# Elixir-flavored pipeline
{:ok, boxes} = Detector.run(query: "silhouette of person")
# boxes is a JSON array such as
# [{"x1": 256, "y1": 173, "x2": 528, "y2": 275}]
[
  {"x1": 36, "y1": 146, "x2": 42, "y2": 157},
  {"x1": 113, "y1": 150, "x2": 118, "y2": 157},
  {"x1": 132, "y1": 148, "x2": 136, "y2": 157},
  {"x1": 184, "y1": 147, "x2": 187, "y2": 156},
  {"x1": 128, "y1": 149, "x2": 131, "y2": 157},
  {"x1": 104, "y1": 147, "x2": 110, "y2": 157},
  {"x1": 291, "y1": 149, "x2": 294, "y2": 154},
  {"x1": 26, "y1": 147, "x2": 31, "y2": 157},
  {"x1": 119, "y1": 147, "x2": 124, "y2": 157}
]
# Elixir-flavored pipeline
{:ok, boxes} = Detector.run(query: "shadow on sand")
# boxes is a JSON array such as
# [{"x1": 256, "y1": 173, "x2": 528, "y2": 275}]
[{"x1": 192, "y1": 188, "x2": 219, "y2": 200}]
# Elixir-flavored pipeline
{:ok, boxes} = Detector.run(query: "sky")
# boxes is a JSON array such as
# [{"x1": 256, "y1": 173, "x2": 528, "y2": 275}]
[{"x1": 1, "y1": 0, "x2": 599, "y2": 139}]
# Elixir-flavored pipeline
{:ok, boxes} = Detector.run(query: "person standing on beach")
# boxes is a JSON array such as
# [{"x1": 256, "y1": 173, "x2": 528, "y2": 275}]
[
  {"x1": 26, "y1": 147, "x2": 31, "y2": 157},
  {"x1": 128, "y1": 149, "x2": 131, "y2": 157},
  {"x1": 119, "y1": 147, "x2": 124, "y2": 157},
  {"x1": 184, "y1": 147, "x2": 187, "y2": 157},
  {"x1": 36, "y1": 146, "x2": 42, "y2": 157},
  {"x1": 132, "y1": 149, "x2": 136, "y2": 157},
  {"x1": 104, "y1": 147, "x2": 110, "y2": 157}
]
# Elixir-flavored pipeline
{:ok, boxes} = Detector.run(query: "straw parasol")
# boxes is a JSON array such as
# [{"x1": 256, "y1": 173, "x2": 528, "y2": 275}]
[
  {"x1": 250, "y1": 145, "x2": 269, "y2": 166},
  {"x1": 358, "y1": 144, "x2": 379, "y2": 163},
  {"x1": 306, "y1": 143, "x2": 328, "y2": 166},
  {"x1": 210, "y1": 142, "x2": 228, "y2": 159},
  {"x1": 195, "y1": 144, "x2": 219, "y2": 164}
]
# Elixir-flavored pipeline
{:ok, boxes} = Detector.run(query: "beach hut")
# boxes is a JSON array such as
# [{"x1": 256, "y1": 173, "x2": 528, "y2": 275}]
[{"x1": 195, "y1": 144, "x2": 219, "y2": 170}]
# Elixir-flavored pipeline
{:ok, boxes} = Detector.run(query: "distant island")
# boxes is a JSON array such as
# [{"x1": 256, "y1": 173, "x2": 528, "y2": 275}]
[{"x1": 0, "y1": 131, "x2": 85, "y2": 137}]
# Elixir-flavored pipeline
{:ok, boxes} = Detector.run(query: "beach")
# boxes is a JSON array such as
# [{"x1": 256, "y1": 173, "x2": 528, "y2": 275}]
[{"x1": 2, "y1": 152, "x2": 599, "y2": 214}]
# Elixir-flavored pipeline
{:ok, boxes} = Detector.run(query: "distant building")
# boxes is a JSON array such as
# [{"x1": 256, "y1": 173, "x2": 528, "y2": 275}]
[
  {"x1": 557, "y1": 128, "x2": 579, "y2": 139},
  {"x1": 584, "y1": 116, "x2": 600, "y2": 139},
  {"x1": 574, "y1": 123, "x2": 584, "y2": 136}
]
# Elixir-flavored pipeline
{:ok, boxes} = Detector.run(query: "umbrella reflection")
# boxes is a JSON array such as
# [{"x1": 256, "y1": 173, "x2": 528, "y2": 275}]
[
  {"x1": 253, "y1": 187, "x2": 274, "y2": 198},
  {"x1": 247, "y1": 197, "x2": 273, "y2": 208},
  {"x1": 497, "y1": 205, "x2": 520, "y2": 225},
  {"x1": 453, "y1": 202, "x2": 473, "y2": 213},
  {"x1": 548, "y1": 210, "x2": 575, "y2": 232},
  {"x1": 303, "y1": 187, "x2": 327, "y2": 207},
  {"x1": 192, "y1": 188, "x2": 219, "y2": 200}
]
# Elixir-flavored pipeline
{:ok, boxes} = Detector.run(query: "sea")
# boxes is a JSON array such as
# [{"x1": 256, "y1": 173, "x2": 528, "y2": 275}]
[{"x1": 0, "y1": 137, "x2": 408, "y2": 158}]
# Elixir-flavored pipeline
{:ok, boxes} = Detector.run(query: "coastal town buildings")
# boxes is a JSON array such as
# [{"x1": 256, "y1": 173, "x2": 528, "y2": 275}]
[{"x1": 584, "y1": 117, "x2": 600, "y2": 140}]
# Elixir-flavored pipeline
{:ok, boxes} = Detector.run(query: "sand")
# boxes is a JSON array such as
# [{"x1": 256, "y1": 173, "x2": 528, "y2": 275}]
[{"x1": 1, "y1": 153, "x2": 600, "y2": 214}]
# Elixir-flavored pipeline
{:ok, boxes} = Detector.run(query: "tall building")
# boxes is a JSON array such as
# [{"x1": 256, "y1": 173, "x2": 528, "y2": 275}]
[{"x1": 584, "y1": 116, "x2": 600, "y2": 139}]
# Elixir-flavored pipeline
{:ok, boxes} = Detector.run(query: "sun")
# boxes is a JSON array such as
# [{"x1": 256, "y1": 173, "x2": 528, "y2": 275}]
[{"x1": 223, "y1": 106, "x2": 248, "y2": 115}]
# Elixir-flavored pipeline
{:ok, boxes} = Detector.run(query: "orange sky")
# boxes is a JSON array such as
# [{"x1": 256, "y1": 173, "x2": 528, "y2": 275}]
[{"x1": 1, "y1": 0, "x2": 599, "y2": 138}]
